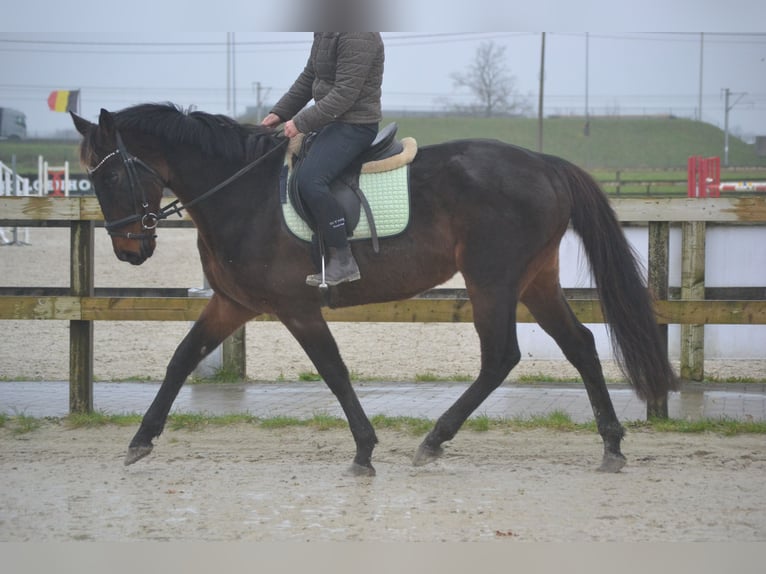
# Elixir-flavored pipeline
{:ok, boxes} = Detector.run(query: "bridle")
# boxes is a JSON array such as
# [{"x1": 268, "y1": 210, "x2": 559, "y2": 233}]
[
  {"x1": 88, "y1": 131, "x2": 168, "y2": 240},
  {"x1": 88, "y1": 129, "x2": 289, "y2": 241}
]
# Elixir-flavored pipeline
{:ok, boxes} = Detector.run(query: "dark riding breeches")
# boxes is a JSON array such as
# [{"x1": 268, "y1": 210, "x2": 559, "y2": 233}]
[{"x1": 294, "y1": 121, "x2": 378, "y2": 248}]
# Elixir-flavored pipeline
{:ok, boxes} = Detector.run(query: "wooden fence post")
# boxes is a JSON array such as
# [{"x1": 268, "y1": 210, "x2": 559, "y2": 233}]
[
  {"x1": 647, "y1": 221, "x2": 670, "y2": 418},
  {"x1": 70, "y1": 220, "x2": 94, "y2": 413},
  {"x1": 223, "y1": 327, "x2": 247, "y2": 379},
  {"x1": 680, "y1": 221, "x2": 706, "y2": 381}
]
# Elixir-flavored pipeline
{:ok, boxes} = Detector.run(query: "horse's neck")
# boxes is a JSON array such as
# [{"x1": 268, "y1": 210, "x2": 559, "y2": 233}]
[{"x1": 169, "y1": 153, "x2": 281, "y2": 241}]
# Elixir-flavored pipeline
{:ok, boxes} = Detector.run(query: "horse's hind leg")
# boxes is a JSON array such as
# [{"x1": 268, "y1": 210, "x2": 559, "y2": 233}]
[
  {"x1": 279, "y1": 308, "x2": 378, "y2": 477},
  {"x1": 521, "y1": 269, "x2": 626, "y2": 472},
  {"x1": 125, "y1": 294, "x2": 256, "y2": 465},
  {"x1": 414, "y1": 287, "x2": 521, "y2": 465}
]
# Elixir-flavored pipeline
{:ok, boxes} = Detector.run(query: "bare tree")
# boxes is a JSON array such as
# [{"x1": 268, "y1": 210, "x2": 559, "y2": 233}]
[{"x1": 451, "y1": 41, "x2": 528, "y2": 117}]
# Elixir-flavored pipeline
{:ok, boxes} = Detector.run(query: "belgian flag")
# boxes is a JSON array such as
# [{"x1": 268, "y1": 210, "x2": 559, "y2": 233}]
[{"x1": 47, "y1": 90, "x2": 80, "y2": 113}]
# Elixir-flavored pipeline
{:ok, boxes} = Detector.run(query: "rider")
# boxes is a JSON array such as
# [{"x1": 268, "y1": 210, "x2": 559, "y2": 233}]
[{"x1": 262, "y1": 32, "x2": 384, "y2": 287}]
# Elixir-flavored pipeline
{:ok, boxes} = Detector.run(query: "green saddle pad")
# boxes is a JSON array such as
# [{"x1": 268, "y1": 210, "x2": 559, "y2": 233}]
[{"x1": 281, "y1": 164, "x2": 411, "y2": 243}]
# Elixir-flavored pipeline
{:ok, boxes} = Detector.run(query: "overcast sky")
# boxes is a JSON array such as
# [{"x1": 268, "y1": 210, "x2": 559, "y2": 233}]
[{"x1": 2, "y1": 2, "x2": 765, "y2": 139}]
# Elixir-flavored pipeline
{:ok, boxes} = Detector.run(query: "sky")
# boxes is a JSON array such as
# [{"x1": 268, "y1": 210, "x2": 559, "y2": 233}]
[{"x1": 2, "y1": 2, "x2": 766, "y2": 140}]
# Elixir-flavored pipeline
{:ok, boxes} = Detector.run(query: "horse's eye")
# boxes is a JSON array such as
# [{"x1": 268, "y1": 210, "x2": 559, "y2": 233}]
[{"x1": 105, "y1": 171, "x2": 119, "y2": 185}]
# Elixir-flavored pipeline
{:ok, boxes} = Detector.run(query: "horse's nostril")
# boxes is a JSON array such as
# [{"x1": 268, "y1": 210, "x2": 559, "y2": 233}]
[{"x1": 116, "y1": 250, "x2": 146, "y2": 265}]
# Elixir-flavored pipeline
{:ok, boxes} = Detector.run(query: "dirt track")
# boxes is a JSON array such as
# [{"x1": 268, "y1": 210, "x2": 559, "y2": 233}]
[
  {"x1": 3, "y1": 228, "x2": 766, "y2": 543},
  {"x1": 1, "y1": 422, "x2": 764, "y2": 541}
]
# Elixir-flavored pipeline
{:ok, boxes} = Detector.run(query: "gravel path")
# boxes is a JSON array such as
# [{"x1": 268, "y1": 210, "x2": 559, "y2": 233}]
[{"x1": 2, "y1": 423, "x2": 764, "y2": 542}]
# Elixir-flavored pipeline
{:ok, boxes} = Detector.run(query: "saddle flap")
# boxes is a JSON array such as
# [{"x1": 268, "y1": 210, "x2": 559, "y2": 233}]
[{"x1": 281, "y1": 124, "x2": 417, "y2": 252}]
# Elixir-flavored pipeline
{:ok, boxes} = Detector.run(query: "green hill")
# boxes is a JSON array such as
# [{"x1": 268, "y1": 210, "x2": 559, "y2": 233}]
[
  {"x1": 0, "y1": 138, "x2": 81, "y2": 175},
  {"x1": 2, "y1": 116, "x2": 765, "y2": 175},
  {"x1": 382, "y1": 115, "x2": 766, "y2": 170}
]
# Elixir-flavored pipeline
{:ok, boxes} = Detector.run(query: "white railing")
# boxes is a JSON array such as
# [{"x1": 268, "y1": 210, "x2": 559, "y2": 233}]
[
  {"x1": 0, "y1": 159, "x2": 32, "y2": 244},
  {"x1": 0, "y1": 159, "x2": 30, "y2": 196}
]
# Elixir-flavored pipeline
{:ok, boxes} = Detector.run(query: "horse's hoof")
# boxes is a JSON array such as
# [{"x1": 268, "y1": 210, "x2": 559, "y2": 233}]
[
  {"x1": 597, "y1": 452, "x2": 626, "y2": 473},
  {"x1": 348, "y1": 462, "x2": 376, "y2": 477},
  {"x1": 124, "y1": 445, "x2": 153, "y2": 466},
  {"x1": 413, "y1": 443, "x2": 443, "y2": 466}
]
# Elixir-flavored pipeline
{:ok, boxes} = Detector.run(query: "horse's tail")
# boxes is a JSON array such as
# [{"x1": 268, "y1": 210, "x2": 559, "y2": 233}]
[{"x1": 562, "y1": 161, "x2": 679, "y2": 402}]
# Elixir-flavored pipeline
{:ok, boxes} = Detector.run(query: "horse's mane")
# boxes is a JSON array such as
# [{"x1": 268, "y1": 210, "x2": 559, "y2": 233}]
[{"x1": 106, "y1": 102, "x2": 277, "y2": 163}]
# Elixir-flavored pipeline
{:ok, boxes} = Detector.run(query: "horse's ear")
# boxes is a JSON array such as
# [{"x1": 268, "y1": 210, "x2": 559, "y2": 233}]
[
  {"x1": 70, "y1": 112, "x2": 94, "y2": 136},
  {"x1": 98, "y1": 108, "x2": 116, "y2": 137}
]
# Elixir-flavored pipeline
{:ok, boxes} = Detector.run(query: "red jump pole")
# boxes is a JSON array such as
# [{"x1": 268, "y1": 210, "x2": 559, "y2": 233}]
[
  {"x1": 687, "y1": 156, "x2": 697, "y2": 197},
  {"x1": 706, "y1": 156, "x2": 721, "y2": 197},
  {"x1": 687, "y1": 156, "x2": 721, "y2": 198}
]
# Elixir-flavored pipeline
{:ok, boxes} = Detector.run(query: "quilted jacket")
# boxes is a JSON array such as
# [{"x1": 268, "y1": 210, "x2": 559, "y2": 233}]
[{"x1": 270, "y1": 32, "x2": 384, "y2": 134}]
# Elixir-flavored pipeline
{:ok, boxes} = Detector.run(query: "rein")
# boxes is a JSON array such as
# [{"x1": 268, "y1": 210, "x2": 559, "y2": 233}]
[{"x1": 89, "y1": 130, "x2": 289, "y2": 239}]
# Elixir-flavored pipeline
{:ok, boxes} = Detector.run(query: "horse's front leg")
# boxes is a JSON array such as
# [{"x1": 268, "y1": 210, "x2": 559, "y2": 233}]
[
  {"x1": 279, "y1": 308, "x2": 378, "y2": 477},
  {"x1": 125, "y1": 294, "x2": 256, "y2": 465}
]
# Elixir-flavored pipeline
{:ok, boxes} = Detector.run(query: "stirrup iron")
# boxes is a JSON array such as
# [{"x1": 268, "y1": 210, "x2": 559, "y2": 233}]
[{"x1": 319, "y1": 253, "x2": 328, "y2": 290}]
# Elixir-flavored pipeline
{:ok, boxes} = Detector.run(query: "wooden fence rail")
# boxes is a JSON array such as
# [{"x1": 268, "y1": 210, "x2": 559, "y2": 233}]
[{"x1": 2, "y1": 196, "x2": 766, "y2": 416}]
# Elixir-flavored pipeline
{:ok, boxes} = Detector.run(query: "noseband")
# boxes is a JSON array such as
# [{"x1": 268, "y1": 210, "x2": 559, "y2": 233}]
[
  {"x1": 88, "y1": 129, "x2": 289, "y2": 241},
  {"x1": 88, "y1": 131, "x2": 168, "y2": 241}
]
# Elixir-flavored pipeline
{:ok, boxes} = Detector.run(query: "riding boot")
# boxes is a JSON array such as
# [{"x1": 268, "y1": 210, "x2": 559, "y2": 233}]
[{"x1": 306, "y1": 246, "x2": 361, "y2": 287}]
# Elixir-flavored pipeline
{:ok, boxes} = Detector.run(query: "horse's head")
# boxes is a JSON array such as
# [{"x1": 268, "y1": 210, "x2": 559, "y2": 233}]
[{"x1": 72, "y1": 109, "x2": 167, "y2": 265}]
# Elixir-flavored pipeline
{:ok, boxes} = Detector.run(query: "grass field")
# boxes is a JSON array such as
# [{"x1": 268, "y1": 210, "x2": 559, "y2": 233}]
[
  {"x1": 2, "y1": 116, "x2": 765, "y2": 189},
  {"x1": 386, "y1": 115, "x2": 766, "y2": 170}
]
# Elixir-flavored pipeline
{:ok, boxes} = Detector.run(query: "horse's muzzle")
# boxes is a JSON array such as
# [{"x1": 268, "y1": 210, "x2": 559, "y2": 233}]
[
  {"x1": 113, "y1": 237, "x2": 155, "y2": 265},
  {"x1": 116, "y1": 248, "x2": 149, "y2": 266}
]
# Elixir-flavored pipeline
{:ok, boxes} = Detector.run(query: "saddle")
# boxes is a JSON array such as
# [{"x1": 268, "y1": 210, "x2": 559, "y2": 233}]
[{"x1": 279, "y1": 123, "x2": 417, "y2": 253}]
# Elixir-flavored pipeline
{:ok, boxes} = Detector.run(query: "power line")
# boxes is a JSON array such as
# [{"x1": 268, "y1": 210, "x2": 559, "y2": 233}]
[
  {"x1": 0, "y1": 32, "x2": 518, "y2": 49},
  {"x1": 0, "y1": 33, "x2": 525, "y2": 56},
  {"x1": 5, "y1": 31, "x2": 761, "y2": 53},
  {"x1": 552, "y1": 32, "x2": 766, "y2": 45},
  {"x1": 1, "y1": 32, "x2": 763, "y2": 59}
]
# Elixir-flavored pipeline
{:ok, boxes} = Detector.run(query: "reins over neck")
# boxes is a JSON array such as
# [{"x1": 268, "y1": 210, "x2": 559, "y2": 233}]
[{"x1": 158, "y1": 135, "x2": 289, "y2": 222}]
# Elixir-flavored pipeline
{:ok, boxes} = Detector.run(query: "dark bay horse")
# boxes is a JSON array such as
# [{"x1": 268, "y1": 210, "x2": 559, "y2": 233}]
[{"x1": 72, "y1": 103, "x2": 678, "y2": 476}]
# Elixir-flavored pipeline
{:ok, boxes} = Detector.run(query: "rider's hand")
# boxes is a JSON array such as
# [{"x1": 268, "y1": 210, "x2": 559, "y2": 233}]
[
  {"x1": 283, "y1": 120, "x2": 301, "y2": 139},
  {"x1": 261, "y1": 113, "x2": 282, "y2": 128}
]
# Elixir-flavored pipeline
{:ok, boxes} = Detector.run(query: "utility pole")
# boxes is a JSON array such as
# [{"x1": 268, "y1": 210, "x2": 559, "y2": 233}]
[
  {"x1": 226, "y1": 32, "x2": 237, "y2": 118},
  {"x1": 722, "y1": 87, "x2": 746, "y2": 166},
  {"x1": 231, "y1": 32, "x2": 237, "y2": 118},
  {"x1": 537, "y1": 32, "x2": 546, "y2": 153},
  {"x1": 697, "y1": 32, "x2": 705, "y2": 122},
  {"x1": 584, "y1": 32, "x2": 590, "y2": 136},
  {"x1": 226, "y1": 33, "x2": 231, "y2": 114},
  {"x1": 252, "y1": 82, "x2": 270, "y2": 122}
]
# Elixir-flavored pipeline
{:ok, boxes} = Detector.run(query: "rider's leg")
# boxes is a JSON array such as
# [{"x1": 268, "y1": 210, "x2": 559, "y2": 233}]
[{"x1": 296, "y1": 121, "x2": 377, "y2": 286}]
